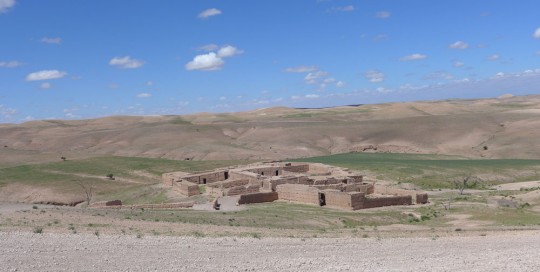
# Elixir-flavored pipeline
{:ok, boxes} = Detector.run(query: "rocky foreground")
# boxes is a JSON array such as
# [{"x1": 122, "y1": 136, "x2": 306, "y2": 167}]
[{"x1": 1, "y1": 231, "x2": 539, "y2": 271}]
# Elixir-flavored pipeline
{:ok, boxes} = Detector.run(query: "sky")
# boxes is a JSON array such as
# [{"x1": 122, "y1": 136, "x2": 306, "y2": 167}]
[{"x1": 1, "y1": 0, "x2": 540, "y2": 123}]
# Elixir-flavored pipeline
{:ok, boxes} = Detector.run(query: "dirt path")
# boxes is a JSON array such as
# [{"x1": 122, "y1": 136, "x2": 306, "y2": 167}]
[{"x1": 1, "y1": 231, "x2": 539, "y2": 271}]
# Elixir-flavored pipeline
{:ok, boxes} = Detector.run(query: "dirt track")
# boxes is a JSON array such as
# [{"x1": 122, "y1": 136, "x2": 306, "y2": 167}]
[{"x1": 1, "y1": 231, "x2": 539, "y2": 271}]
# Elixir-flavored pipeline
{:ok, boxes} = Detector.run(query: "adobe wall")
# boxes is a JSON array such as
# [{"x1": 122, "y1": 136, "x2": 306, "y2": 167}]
[
  {"x1": 228, "y1": 170, "x2": 265, "y2": 185},
  {"x1": 283, "y1": 164, "x2": 309, "y2": 173},
  {"x1": 183, "y1": 171, "x2": 228, "y2": 184},
  {"x1": 264, "y1": 176, "x2": 314, "y2": 191},
  {"x1": 89, "y1": 200, "x2": 122, "y2": 208},
  {"x1": 237, "y1": 192, "x2": 279, "y2": 204},
  {"x1": 324, "y1": 190, "x2": 354, "y2": 210},
  {"x1": 363, "y1": 195, "x2": 412, "y2": 209},
  {"x1": 276, "y1": 184, "x2": 320, "y2": 205},
  {"x1": 175, "y1": 181, "x2": 200, "y2": 196},
  {"x1": 374, "y1": 185, "x2": 428, "y2": 204},
  {"x1": 162, "y1": 171, "x2": 187, "y2": 186},
  {"x1": 245, "y1": 166, "x2": 283, "y2": 177},
  {"x1": 225, "y1": 184, "x2": 260, "y2": 196},
  {"x1": 207, "y1": 179, "x2": 249, "y2": 189}
]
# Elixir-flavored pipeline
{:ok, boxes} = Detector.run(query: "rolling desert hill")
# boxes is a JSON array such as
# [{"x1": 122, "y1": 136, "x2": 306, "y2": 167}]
[{"x1": 2, "y1": 95, "x2": 540, "y2": 161}]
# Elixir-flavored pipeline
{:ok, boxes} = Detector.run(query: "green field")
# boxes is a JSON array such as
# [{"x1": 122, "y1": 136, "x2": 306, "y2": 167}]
[
  {"x1": 292, "y1": 153, "x2": 540, "y2": 189},
  {"x1": 0, "y1": 156, "x2": 250, "y2": 204}
]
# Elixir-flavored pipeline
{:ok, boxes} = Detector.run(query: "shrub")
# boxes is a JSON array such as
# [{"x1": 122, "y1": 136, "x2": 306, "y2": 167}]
[{"x1": 33, "y1": 226, "x2": 43, "y2": 234}]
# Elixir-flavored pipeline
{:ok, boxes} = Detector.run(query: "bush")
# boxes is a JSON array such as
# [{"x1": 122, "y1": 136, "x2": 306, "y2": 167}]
[{"x1": 33, "y1": 226, "x2": 43, "y2": 234}]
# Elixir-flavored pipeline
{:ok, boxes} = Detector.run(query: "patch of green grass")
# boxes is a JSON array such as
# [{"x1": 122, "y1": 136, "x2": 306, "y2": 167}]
[
  {"x1": 0, "y1": 156, "x2": 250, "y2": 203},
  {"x1": 291, "y1": 153, "x2": 540, "y2": 189},
  {"x1": 120, "y1": 202, "x2": 407, "y2": 231}
]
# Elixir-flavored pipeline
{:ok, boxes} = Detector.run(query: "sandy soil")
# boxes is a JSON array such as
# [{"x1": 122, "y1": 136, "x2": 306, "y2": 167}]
[{"x1": 1, "y1": 231, "x2": 539, "y2": 272}]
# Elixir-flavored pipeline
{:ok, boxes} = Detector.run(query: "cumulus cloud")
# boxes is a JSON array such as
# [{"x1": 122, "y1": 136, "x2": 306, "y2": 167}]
[
  {"x1": 40, "y1": 82, "x2": 51, "y2": 89},
  {"x1": 448, "y1": 41, "x2": 469, "y2": 49},
  {"x1": 305, "y1": 94, "x2": 320, "y2": 99},
  {"x1": 0, "y1": 0, "x2": 15, "y2": 13},
  {"x1": 185, "y1": 52, "x2": 224, "y2": 71},
  {"x1": 376, "y1": 11, "x2": 391, "y2": 18},
  {"x1": 198, "y1": 8, "x2": 221, "y2": 19},
  {"x1": 364, "y1": 70, "x2": 385, "y2": 83},
  {"x1": 109, "y1": 56, "x2": 145, "y2": 69},
  {"x1": 336, "y1": 81, "x2": 345, "y2": 88},
  {"x1": 0, "y1": 60, "x2": 22, "y2": 68},
  {"x1": 533, "y1": 27, "x2": 540, "y2": 39},
  {"x1": 185, "y1": 45, "x2": 242, "y2": 71},
  {"x1": 217, "y1": 45, "x2": 243, "y2": 58},
  {"x1": 136, "y1": 93, "x2": 152, "y2": 98},
  {"x1": 41, "y1": 37, "x2": 62, "y2": 44},
  {"x1": 487, "y1": 54, "x2": 500, "y2": 61},
  {"x1": 400, "y1": 53, "x2": 427, "y2": 61},
  {"x1": 304, "y1": 71, "x2": 328, "y2": 84},
  {"x1": 284, "y1": 66, "x2": 317, "y2": 73},
  {"x1": 26, "y1": 70, "x2": 67, "y2": 81}
]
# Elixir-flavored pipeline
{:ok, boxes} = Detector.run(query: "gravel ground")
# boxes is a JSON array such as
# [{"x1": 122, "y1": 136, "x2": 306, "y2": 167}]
[{"x1": 1, "y1": 231, "x2": 539, "y2": 271}]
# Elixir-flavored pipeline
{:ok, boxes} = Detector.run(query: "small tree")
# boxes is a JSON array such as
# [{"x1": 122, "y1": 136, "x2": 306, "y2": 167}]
[
  {"x1": 452, "y1": 175, "x2": 480, "y2": 195},
  {"x1": 74, "y1": 179, "x2": 94, "y2": 205},
  {"x1": 106, "y1": 173, "x2": 115, "y2": 180},
  {"x1": 60, "y1": 156, "x2": 67, "y2": 161}
]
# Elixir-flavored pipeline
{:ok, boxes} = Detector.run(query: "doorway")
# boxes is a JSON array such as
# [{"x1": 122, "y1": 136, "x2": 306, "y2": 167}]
[{"x1": 319, "y1": 193, "x2": 326, "y2": 206}]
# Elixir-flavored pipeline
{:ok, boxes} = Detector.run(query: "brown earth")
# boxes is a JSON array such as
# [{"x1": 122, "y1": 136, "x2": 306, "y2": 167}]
[{"x1": 2, "y1": 95, "x2": 540, "y2": 161}]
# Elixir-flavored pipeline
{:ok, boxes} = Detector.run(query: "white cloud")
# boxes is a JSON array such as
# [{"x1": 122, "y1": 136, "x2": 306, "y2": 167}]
[
  {"x1": 186, "y1": 45, "x2": 242, "y2": 71},
  {"x1": 453, "y1": 61, "x2": 465, "y2": 68},
  {"x1": 219, "y1": 96, "x2": 227, "y2": 100},
  {"x1": 26, "y1": 70, "x2": 67, "y2": 81},
  {"x1": 487, "y1": 54, "x2": 500, "y2": 61},
  {"x1": 109, "y1": 56, "x2": 145, "y2": 69},
  {"x1": 364, "y1": 70, "x2": 385, "y2": 83},
  {"x1": 376, "y1": 11, "x2": 391, "y2": 19},
  {"x1": 197, "y1": 44, "x2": 218, "y2": 51},
  {"x1": 185, "y1": 52, "x2": 224, "y2": 71},
  {"x1": 40, "y1": 82, "x2": 51, "y2": 89},
  {"x1": 423, "y1": 71, "x2": 454, "y2": 80},
  {"x1": 304, "y1": 71, "x2": 328, "y2": 84},
  {"x1": 305, "y1": 94, "x2": 320, "y2": 99},
  {"x1": 331, "y1": 5, "x2": 355, "y2": 12},
  {"x1": 136, "y1": 93, "x2": 152, "y2": 98},
  {"x1": 400, "y1": 53, "x2": 427, "y2": 61},
  {"x1": 0, "y1": 60, "x2": 22, "y2": 68},
  {"x1": 41, "y1": 37, "x2": 62, "y2": 44},
  {"x1": 146, "y1": 81, "x2": 153, "y2": 86},
  {"x1": 0, "y1": 0, "x2": 15, "y2": 13},
  {"x1": 284, "y1": 66, "x2": 317, "y2": 73},
  {"x1": 448, "y1": 41, "x2": 469, "y2": 49},
  {"x1": 336, "y1": 81, "x2": 345, "y2": 88},
  {"x1": 217, "y1": 45, "x2": 243, "y2": 58},
  {"x1": 533, "y1": 27, "x2": 540, "y2": 39},
  {"x1": 198, "y1": 8, "x2": 222, "y2": 19}
]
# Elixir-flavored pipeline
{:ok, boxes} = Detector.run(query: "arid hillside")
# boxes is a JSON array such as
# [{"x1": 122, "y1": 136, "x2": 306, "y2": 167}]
[{"x1": 2, "y1": 95, "x2": 540, "y2": 160}]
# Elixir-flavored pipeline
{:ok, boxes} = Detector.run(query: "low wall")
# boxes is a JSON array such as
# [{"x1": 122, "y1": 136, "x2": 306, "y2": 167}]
[
  {"x1": 283, "y1": 164, "x2": 309, "y2": 173},
  {"x1": 238, "y1": 192, "x2": 278, "y2": 204},
  {"x1": 183, "y1": 171, "x2": 228, "y2": 184},
  {"x1": 91, "y1": 202, "x2": 194, "y2": 209},
  {"x1": 228, "y1": 170, "x2": 264, "y2": 185},
  {"x1": 207, "y1": 179, "x2": 249, "y2": 189},
  {"x1": 374, "y1": 185, "x2": 428, "y2": 204},
  {"x1": 245, "y1": 166, "x2": 283, "y2": 177},
  {"x1": 324, "y1": 190, "x2": 354, "y2": 210},
  {"x1": 225, "y1": 184, "x2": 260, "y2": 196},
  {"x1": 363, "y1": 195, "x2": 412, "y2": 209},
  {"x1": 161, "y1": 172, "x2": 186, "y2": 186},
  {"x1": 276, "y1": 184, "x2": 319, "y2": 205},
  {"x1": 89, "y1": 200, "x2": 122, "y2": 208},
  {"x1": 175, "y1": 181, "x2": 200, "y2": 196}
]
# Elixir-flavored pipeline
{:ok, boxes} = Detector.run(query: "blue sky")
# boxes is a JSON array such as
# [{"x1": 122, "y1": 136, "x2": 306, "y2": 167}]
[{"x1": 1, "y1": 0, "x2": 540, "y2": 123}]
